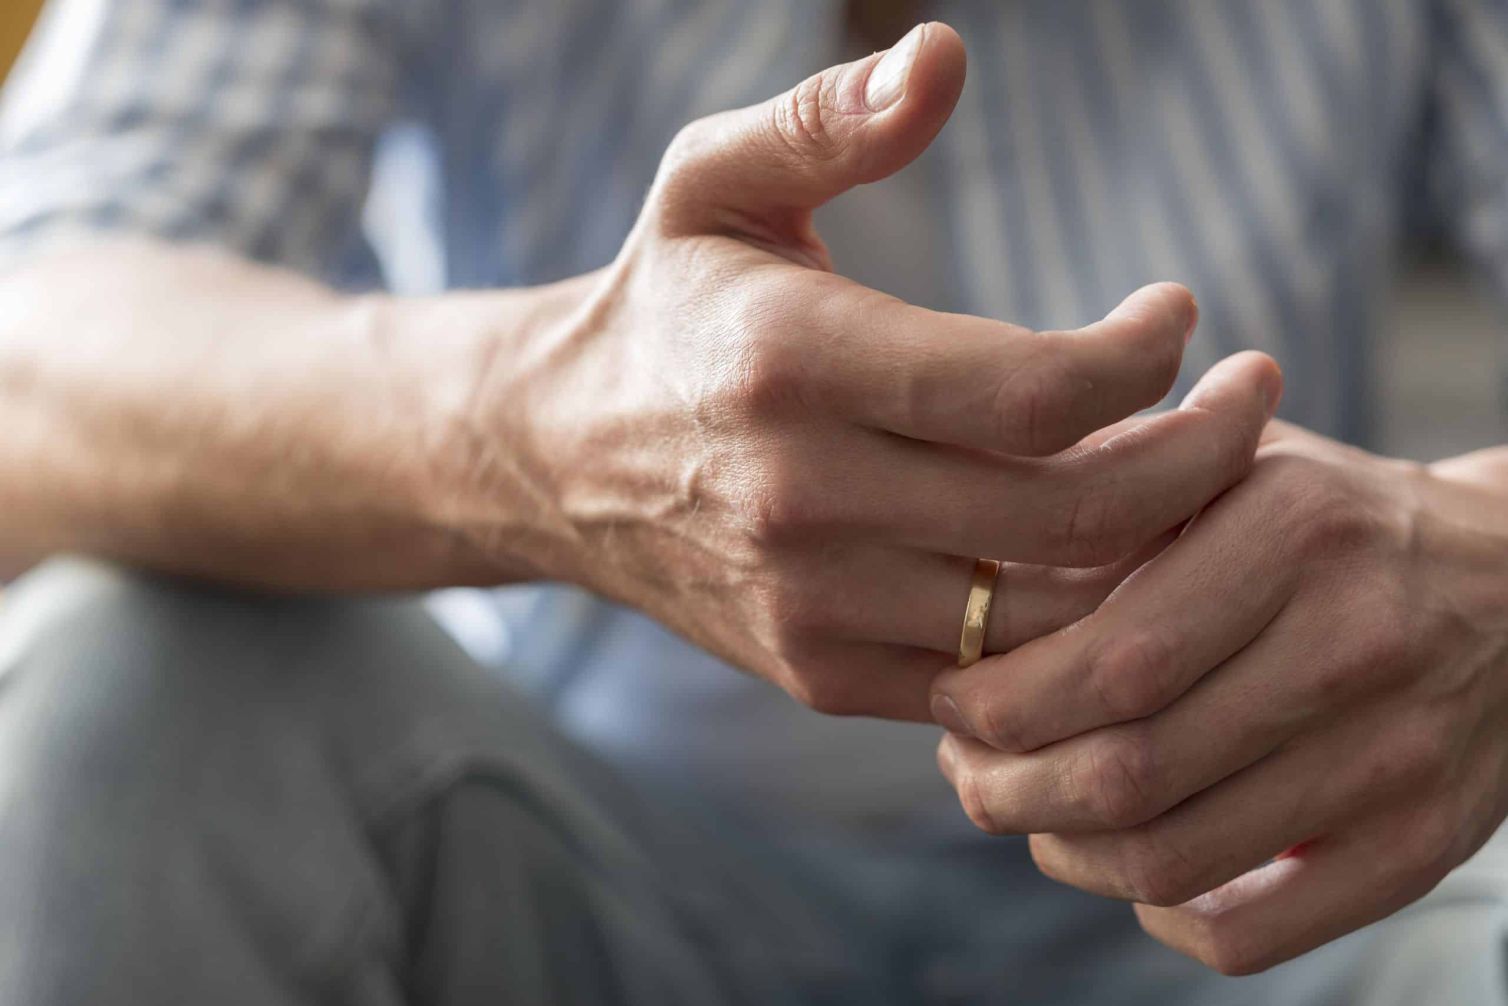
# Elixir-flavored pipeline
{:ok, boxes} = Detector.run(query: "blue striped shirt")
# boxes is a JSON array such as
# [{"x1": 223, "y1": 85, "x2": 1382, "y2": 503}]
[{"x1": 3, "y1": 0, "x2": 1508, "y2": 832}]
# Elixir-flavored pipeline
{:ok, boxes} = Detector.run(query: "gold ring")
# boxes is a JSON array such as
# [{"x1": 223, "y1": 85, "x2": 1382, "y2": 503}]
[{"x1": 957, "y1": 558, "x2": 1001, "y2": 668}]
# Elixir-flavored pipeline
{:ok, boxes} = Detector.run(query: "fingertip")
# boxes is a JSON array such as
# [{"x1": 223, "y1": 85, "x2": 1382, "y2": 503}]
[
  {"x1": 1250, "y1": 352, "x2": 1284, "y2": 418},
  {"x1": 1112, "y1": 282, "x2": 1198, "y2": 341},
  {"x1": 916, "y1": 21, "x2": 968, "y2": 94},
  {"x1": 894, "y1": 21, "x2": 967, "y2": 135},
  {"x1": 1179, "y1": 350, "x2": 1281, "y2": 417},
  {"x1": 859, "y1": 21, "x2": 966, "y2": 115},
  {"x1": 840, "y1": 21, "x2": 967, "y2": 187},
  {"x1": 921, "y1": 19, "x2": 966, "y2": 51}
]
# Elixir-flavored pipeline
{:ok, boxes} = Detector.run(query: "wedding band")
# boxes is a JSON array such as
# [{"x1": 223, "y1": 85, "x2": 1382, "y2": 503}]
[{"x1": 957, "y1": 558, "x2": 1001, "y2": 668}]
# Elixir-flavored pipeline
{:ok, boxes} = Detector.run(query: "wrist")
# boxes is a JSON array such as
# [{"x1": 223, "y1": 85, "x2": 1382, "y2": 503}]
[
  {"x1": 334, "y1": 290, "x2": 491, "y2": 586},
  {"x1": 1415, "y1": 453, "x2": 1508, "y2": 631},
  {"x1": 366, "y1": 273, "x2": 604, "y2": 588}
]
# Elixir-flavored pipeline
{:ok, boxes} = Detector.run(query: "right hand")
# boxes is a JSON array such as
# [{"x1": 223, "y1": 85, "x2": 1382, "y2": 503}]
[{"x1": 445, "y1": 22, "x2": 1283, "y2": 721}]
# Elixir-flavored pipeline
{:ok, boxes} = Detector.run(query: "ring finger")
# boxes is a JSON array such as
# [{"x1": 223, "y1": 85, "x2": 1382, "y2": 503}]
[{"x1": 795, "y1": 533, "x2": 1173, "y2": 659}]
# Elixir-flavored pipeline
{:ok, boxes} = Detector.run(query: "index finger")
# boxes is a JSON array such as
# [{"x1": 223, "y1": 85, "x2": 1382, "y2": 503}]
[{"x1": 809, "y1": 281, "x2": 1198, "y2": 456}]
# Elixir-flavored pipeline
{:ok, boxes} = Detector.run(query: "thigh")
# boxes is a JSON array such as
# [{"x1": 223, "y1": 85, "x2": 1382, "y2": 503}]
[
  {"x1": 0, "y1": 560, "x2": 875, "y2": 1006},
  {"x1": 377, "y1": 775, "x2": 901, "y2": 1006}
]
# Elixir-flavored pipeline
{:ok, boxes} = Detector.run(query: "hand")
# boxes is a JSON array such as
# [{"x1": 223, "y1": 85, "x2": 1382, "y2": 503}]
[
  {"x1": 434, "y1": 23, "x2": 1281, "y2": 721},
  {"x1": 932, "y1": 420, "x2": 1508, "y2": 973}
]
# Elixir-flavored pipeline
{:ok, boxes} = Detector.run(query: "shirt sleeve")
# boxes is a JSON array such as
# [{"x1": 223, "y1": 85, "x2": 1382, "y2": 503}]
[
  {"x1": 1427, "y1": 1, "x2": 1508, "y2": 310},
  {"x1": 0, "y1": 0, "x2": 404, "y2": 283}
]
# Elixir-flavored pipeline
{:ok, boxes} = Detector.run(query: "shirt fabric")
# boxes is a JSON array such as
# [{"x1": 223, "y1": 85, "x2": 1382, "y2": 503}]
[{"x1": 3, "y1": 0, "x2": 1508, "y2": 836}]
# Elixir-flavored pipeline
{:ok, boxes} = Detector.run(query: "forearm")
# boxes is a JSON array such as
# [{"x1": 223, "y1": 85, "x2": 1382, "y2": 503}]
[{"x1": 0, "y1": 240, "x2": 562, "y2": 591}]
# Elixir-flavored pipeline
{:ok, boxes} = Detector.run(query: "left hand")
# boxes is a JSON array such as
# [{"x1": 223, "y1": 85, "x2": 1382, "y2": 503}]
[{"x1": 930, "y1": 420, "x2": 1508, "y2": 974}]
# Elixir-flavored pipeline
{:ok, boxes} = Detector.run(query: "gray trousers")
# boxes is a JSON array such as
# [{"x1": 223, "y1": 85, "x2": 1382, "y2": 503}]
[{"x1": 2, "y1": 559, "x2": 1507, "y2": 1005}]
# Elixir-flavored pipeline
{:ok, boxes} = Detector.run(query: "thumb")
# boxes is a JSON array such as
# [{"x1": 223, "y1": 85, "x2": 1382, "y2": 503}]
[{"x1": 652, "y1": 22, "x2": 966, "y2": 246}]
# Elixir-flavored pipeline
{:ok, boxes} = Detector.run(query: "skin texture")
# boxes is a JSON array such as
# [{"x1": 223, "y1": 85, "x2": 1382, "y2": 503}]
[
  {"x1": 0, "y1": 23, "x2": 1274, "y2": 733},
  {"x1": 932, "y1": 423, "x2": 1508, "y2": 974}
]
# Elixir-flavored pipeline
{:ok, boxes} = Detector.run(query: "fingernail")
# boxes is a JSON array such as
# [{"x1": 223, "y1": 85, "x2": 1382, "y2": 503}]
[
  {"x1": 1183, "y1": 293, "x2": 1199, "y2": 344},
  {"x1": 931, "y1": 693, "x2": 973, "y2": 737},
  {"x1": 865, "y1": 23, "x2": 926, "y2": 111}
]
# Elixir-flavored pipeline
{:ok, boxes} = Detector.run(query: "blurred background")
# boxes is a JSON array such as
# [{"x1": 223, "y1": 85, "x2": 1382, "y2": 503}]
[{"x1": 1382, "y1": 250, "x2": 1508, "y2": 460}]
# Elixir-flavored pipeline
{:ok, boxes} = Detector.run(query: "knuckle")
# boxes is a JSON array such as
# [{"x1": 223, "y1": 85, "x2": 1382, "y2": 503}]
[
  {"x1": 1140, "y1": 905, "x2": 1270, "y2": 976},
  {"x1": 972, "y1": 696, "x2": 1029, "y2": 754},
  {"x1": 1304, "y1": 496, "x2": 1376, "y2": 554},
  {"x1": 883, "y1": 300, "x2": 955, "y2": 431},
  {"x1": 1111, "y1": 319, "x2": 1183, "y2": 403},
  {"x1": 992, "y1": 350, "x2": 1077, "y2": 456},
  {"x1": 771, "y1": 71, "x2": 845, "y2": 163},
  {"x1": 743, "y1": 486, "x2": 796, "y2": 544},
  {"x1": 1201, "y1": 928, "x2": 1274, "y2": 977},
  {"x1": 1353, "y1": 607, "x2": 1417, "y2": 672},
  {"x1": 1062, "y1": 490, "x2": 1115, "y2": 564},
  {"x1": 741, "y1": 468, "x2": 821, "y2": 545},
  {"x1": 731, "y1": 319, "x2": 806, "y2": 417},
  {"x1": 1087, "y1": 630, "x2": 1177, "y2": 722},
  {"x1": 1393, "y1": 716, "x2": 1455, "y2": 786},
  {"x1": 1207, "y1": 405, "x2": 1263, "y2": 483},
  {"x1": 783, "y1": 662, "x2": 863, "y2": 717},
  {"x1": 1076, "y1": 729, "x2": 1159, "y2": 828},
  {"x1": 758, "y1": 572, "x2": 840, "y2": 639},
  {"x1": 661, "y1": 117, "x2": 714, "y2": 176},
  {"x1": 1264, "y1": 464, "x2": 1371, "y2": 555},
  {"x1": 954, "y1": 761, "x2": 1005, "y2": 835},
  {"x1": 652, "y1": 115, "x2": 728, "y2": 213},
  {"x1": 1338, "y1": 630, "x2": 1411, "y2": 695},
  {"x1": 1394, "y1": 806, "x2": 1466, "y2": 893},
  {"x1": 1314, "y1": 607, "x2": 1417, "y2": 701},
  {"x1": 1121, "y1": 829, "x2": 1201, "y2": 907},
  {"x1": 1351, "y1": 736, "x2": 1425, "y2": 798},
  {"x1": 1050, "y1": 471, "x2": 1139, "y2": 568}
]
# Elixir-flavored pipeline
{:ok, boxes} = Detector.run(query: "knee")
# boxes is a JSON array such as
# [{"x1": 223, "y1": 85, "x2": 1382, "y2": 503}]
[
  {"x1": 0, "y1": 558, "x2": 511, "y2": 817},
  {"x1": 0, "y1": 562, "x2": 431, "y2": 998},
  {"x1": 0, "y1": 559, "x2": 385, "y2": 819},
  {"x1": 3, "y1": 558, "x2": 334, "y2": 729}
]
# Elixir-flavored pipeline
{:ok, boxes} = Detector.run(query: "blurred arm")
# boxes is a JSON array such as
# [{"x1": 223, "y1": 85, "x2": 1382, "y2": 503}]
[
  {"x1": 0, "y1": 0, "x2": 516, "y2": 587},
  {"x1": 0, "y1": 241, "x2": 561, "y2": 588}
]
